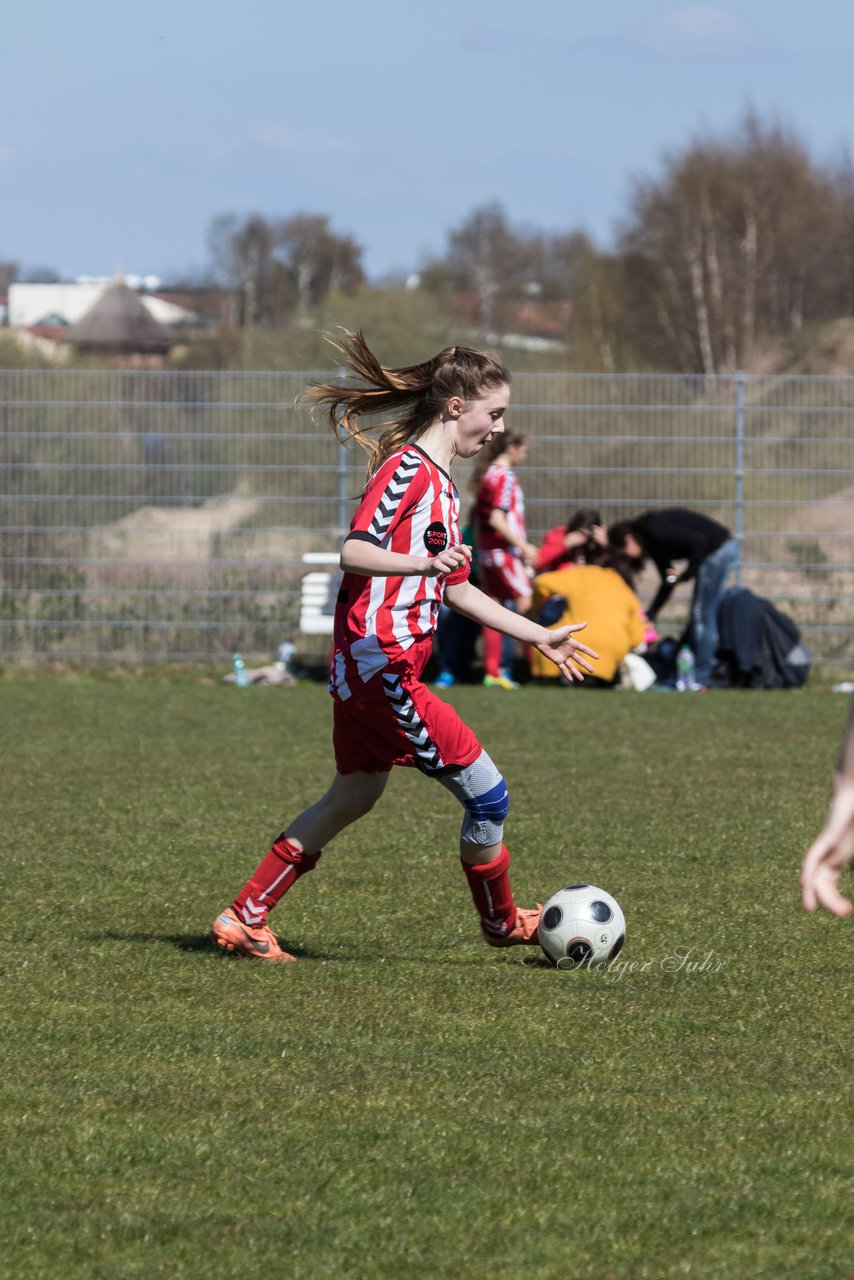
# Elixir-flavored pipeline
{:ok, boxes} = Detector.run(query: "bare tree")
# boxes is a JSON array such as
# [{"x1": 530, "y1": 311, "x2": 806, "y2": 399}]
[
  {"x1": 0, "y1": 261, "x2": 19, "y2": 295},
  {"x1": 826, "y1": 149, "x2": 854, "y2": 317},
  {"x1": 425, "y1": 203, "x2": 536, "y2": 336},
  {"x1": 21, "y1": 266, "x2": 62, "y2": 284},
  {"x1": 207, "y1": 213, "x2": 363, "y2": 327},
  {"x1": 207, "y1": 214, "x2": 288, "y2": 327},
  {"x1": 618, "y1": 112, "x2": 845, "y2": 371},
  {"x1": 275, "y1": 215, "x2": 364, "y2": 311}
]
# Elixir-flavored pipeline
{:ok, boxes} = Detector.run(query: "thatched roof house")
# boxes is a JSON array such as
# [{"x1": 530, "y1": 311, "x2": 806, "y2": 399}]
[{"x1": 65, "y1": 276, "x2": 175, "y2": 360}]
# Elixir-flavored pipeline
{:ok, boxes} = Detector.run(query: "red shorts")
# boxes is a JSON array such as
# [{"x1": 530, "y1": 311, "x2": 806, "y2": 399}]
[
  {"x1": 479, "y1": 554, "x2": 532, "y2": 603},
  {"x1": 332, "y1": 669, "x2": 481, "y2": 775}
]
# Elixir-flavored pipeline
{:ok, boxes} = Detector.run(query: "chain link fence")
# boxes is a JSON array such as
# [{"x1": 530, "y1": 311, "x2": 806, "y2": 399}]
[{"x1": 2, "y1": 368, "x2": 853, "y2": 673}]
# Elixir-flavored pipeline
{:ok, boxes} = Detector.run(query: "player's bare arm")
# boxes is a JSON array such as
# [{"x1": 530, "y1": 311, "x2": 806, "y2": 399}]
[
  {"x1": 341, "y1": 537, "x2": 471, "y2": 579},
  {"x1": 488, "y1": 508, "x2": 538, "y2": 566},
  {"x1": 444, "y1": 579, "x2": 599, "y2": 681}
]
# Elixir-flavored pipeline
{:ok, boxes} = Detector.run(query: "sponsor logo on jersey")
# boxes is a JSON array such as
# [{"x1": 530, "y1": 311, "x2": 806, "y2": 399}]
[{"x1": 424, "y1": 521, "x2": 449, "y2": 554}]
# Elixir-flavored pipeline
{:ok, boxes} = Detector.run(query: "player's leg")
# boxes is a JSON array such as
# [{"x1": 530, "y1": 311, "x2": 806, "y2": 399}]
[
  {"x1": 388, "y1": 676, "x2": 539, "y2": 947},
  {"x1": 499, "y1": 590, "x2": 533, "y2": 684},
  {"x1": 284, "y1": 768, "x2": 390, "y2": 851},
  {"x1": 692, "y1": 539, "x2": 739, "y2": 687},
  {"x1": 477, "y1": 563, "x2": 508, "y2": 682},
  {"x1": 433, "y1": 601, "x2": 458, "y2": 687},
  {"x1": 480, "y1": 561, "x2": 530, "y2": 688},
  {"x1": 498, "y1": 597, "x2": 518, "y2": 679},
  {"x1": 437, "y1": 751, "x2": 540, "y2": 947},
  {"x1": 481, "y1": 624, "x2": 505, "y2": 681},
  {"x1": 212, "y1": 770, "x2": 389, "y2": 961},
  {"x1": 500, "y1": 568, "x2": 533, "y2": 683}
]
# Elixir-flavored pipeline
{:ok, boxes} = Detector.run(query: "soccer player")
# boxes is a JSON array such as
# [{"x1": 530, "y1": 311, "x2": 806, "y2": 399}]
[
  {"x1": 212, "y1": 333, "x2": 598, "y2": 962},
  {"x1": 801, "y1": 693, "x2": 854, "y2": 917},
  {"x1": 471, "y1": 432, "x2": 539, "y2": 689}
]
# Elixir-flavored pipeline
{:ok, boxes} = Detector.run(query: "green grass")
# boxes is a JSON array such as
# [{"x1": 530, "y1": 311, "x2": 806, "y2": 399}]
[{"x1": 2, "y1": 677, "x2": 853, "y2": 1280}]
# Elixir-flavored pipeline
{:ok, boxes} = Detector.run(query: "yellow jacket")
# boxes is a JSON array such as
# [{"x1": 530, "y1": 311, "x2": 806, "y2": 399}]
[{"x1": 531, "y1": 566, "x2": 646, "y2": 681}]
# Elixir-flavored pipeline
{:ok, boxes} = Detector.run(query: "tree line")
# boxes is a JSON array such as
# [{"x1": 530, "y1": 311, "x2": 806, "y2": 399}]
[
  {"x1": 201, "y1": 114, "x2": 854, "y2": 373},
  {"x1": 5, "y1": 112, "x2": 854, "y2": 373}
]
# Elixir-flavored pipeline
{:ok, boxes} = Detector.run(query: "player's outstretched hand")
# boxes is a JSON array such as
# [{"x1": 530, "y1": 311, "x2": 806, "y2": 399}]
[
  {"x1": 536, "y1": 621, "x2": 599, "y2": 683},
  {"x1": 801, "y1": 781, "x2": 854, "y2": 917},
  {"x1": 427, "y1": 543, "x2": 472, "y2": 578}
]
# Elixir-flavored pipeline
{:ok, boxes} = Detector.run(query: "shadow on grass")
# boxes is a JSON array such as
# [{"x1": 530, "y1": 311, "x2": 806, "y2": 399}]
[
  {"x1": 89, "y1": 930, "x2": 552, "y2": 968},
  {"x1": 516, "y1": 953, "x2": 556, "y2": 969},
  {"x1": 93, "y1": 930, "x2": 342, "y2": 962}
]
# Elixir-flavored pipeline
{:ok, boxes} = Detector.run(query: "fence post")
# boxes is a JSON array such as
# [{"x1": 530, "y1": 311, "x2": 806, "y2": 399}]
[{"x1": 735, "y1": 370, "x2": 745, "y2": 585}]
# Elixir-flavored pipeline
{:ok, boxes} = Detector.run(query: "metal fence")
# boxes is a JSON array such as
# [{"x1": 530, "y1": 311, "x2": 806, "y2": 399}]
[{"x1": 2, "y1": 368, "x2": 853, "y2": 673}]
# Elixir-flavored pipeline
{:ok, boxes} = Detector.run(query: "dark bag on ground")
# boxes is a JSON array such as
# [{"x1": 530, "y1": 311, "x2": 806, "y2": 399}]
[
  {"x1": 714, "y1": 587, "x2": 811, "y2": 689},
  {"x1": 645, "y1": 635, "x2": 679, "y2": 685}
]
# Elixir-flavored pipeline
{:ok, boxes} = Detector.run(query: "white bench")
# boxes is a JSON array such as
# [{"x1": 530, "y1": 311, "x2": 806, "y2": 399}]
[{"x1": 299, "y1": 552, "x2": 342, "y2": 635}]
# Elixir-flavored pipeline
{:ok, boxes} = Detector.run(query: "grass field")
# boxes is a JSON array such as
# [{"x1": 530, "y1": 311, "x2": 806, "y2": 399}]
[{"x1": 2, "y1": 675, "x2": 853, "y2": 1280}]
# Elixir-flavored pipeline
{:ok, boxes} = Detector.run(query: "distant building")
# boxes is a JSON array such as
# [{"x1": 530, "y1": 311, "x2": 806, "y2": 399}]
[
  {"x1": 8, "y1": 278, "x2": 197, "y2": 330},
  {"x1": 6, "y1": 276, "x2": 207, "y2": 366},
  {"x1": 63, "y1": 276, "x2": 176, "y2": 363}
]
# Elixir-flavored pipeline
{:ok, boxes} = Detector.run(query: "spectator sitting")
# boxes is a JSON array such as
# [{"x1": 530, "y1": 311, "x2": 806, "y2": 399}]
[
  {"x1": 529, "y1": 557, "x2": 646, "y2": 687},
  {"x1": 536, "y1": 507, "x2": 608, "y2": 575}
]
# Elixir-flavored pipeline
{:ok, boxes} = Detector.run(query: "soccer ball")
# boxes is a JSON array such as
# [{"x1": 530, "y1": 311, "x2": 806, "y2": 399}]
[{"x1": 538, "y1": 883, "x2": 626, "y2": 969}]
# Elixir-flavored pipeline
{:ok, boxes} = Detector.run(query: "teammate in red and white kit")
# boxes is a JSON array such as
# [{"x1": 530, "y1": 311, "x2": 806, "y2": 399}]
[
  {"x1": 212, "y1": 333, "x2": 598, "y2": 962},
  {"x1": 472, "y1": 433, "x2": 539, "y2": 688}
]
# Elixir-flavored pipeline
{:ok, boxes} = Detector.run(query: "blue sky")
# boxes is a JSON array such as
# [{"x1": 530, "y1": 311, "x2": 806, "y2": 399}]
[{"x1": 3, "y1": 1, "x2": 853, "y2": 284}]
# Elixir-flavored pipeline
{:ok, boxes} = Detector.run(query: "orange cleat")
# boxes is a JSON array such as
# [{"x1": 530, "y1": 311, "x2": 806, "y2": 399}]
[
  {"x1": 481, "y1": 904, "x2": 542, "y2": 948},
  {"x1": 211, "y1": 907, "x2": 297, "y2": 962}
]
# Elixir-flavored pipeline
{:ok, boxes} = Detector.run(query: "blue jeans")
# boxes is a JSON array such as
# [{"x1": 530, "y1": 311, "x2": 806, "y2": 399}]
[
  {"x1": 691, "y1": 538, "x2": 740, "y2": 685},
  {"x1": 436, "y1": 602, "x2": 480, "y2": 681}
]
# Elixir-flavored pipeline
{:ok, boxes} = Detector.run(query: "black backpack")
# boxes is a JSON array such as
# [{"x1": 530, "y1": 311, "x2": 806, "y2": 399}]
[{"x1": 715, "y1": 587, "x2": 811, "y2": 689}]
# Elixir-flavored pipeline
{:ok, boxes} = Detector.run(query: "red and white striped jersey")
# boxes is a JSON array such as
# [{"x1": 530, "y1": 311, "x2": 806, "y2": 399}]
[
  {"x1": 330, "y1": 445, "x2": 469, "y2": 696},
  {"x1": 474, "y1": 463, "x2": 527, "y2": 567}
]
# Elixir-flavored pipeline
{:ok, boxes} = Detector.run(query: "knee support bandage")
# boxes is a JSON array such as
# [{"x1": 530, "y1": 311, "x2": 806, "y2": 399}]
[{"x1": 438, "y1": 749, "x2": 509, "y2": 846}]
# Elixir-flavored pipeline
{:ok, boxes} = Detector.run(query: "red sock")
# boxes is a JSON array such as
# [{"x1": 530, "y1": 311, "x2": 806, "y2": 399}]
[
  {"x1": 231, "y1": 835, "x2": 322, "y2": 926},
  {"x1": 461, "y1": 844, "x2": 518, "y2": 938},
  {"x1": 482, "y1": 627, "x2": 503, "y2": 678}
]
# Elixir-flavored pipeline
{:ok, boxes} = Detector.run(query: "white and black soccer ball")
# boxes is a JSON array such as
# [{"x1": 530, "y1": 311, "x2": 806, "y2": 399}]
[{"x1": 539, "y1": 883, "x2": 626, "y2": 969}]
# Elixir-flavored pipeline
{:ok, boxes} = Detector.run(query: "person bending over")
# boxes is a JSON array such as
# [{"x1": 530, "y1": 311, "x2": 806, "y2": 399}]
[{"x1": 609, "y1": 508, "x2": 738, "y2": 689}]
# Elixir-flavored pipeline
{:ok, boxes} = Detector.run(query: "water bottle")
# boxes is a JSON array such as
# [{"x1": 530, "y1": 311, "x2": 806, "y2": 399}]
[
  {"x1": 675, "y1": 645, "x2": 695, "y2": 691},
  {"x1": 231, "y1": 653, "x2": 250, "y2": 687}
]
